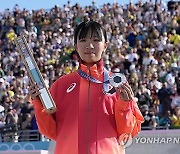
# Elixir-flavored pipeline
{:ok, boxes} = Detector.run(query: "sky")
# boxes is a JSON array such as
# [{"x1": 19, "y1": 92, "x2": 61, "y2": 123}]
[{"x1": 0, "y1": 0, "x2": 142, "y2": 12}]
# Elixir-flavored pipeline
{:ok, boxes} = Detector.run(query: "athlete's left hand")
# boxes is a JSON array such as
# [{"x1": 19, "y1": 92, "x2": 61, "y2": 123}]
[{"x1": 115, "y1": 82, "x2": 134, "y2": 101}]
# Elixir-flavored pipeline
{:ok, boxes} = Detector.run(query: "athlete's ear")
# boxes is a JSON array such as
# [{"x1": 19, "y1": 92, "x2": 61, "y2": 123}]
[
  {"x1": 103, "y1": 42, "x2": 108, "y2": 52},
  {"x1": 74, "y1": 44, "x2": 77, "y2": 50}
]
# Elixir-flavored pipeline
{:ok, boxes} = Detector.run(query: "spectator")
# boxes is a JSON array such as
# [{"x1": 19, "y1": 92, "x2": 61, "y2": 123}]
[
  {"x1": 171, "y1": 88, "x2": 180, "y2": 109},
  {"x1": 19, "y1": 113, "x2": 32, "y2": 141},
  {"x1": 158, "y1": 82, "x2": 173, "y2": 116},
  {"x1": 171, "y1": 106, "x2": 180, "y2": 128},
  {"x1": 0, "y1": 78, "x2": 5, "y2": 101},
  {"x1": 4, "y1": 107, "x2": 18, "y2": 142},
  {"x1": 159, "y1": 110, "x2": 172, "y2": 127},
  {"x1": 0, "y1": 105, "x2": 5, "y2": 127}
]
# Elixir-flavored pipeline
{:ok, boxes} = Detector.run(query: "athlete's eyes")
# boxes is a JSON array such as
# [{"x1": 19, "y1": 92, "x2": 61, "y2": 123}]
[
  {"x1": 79, "y1": 37, "x2": 101, "y2": 42},
  {"x1": 94, "y1": 39, "x2": 101, "y2": 42},
  {"x1": 79, "y1": 39, "x2": 86, "y2": 42},
  {"x1": 93, "y1": 36, "x2": 101, "y2": 42}
]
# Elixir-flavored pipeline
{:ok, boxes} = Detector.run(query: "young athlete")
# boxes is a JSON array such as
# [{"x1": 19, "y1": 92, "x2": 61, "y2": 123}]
[{"x1": 30, "y1": 20, "x2": 144, "y2": 154}]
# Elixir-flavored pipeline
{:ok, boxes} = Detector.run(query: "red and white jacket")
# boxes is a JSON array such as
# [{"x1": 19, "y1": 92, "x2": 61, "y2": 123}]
[{"x1": 32, "y1": 61, "x2": 144, "y2": 154}]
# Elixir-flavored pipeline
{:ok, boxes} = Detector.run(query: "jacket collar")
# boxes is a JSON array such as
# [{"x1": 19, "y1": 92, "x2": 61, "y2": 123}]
[{"x1": 79, "y1": 59, "x2": 104, "y2": 79}]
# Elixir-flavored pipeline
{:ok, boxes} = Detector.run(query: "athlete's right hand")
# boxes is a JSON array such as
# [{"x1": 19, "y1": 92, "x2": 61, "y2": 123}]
[{"x1": 28, "y1": 82, "x2": 41, "y2": 100}]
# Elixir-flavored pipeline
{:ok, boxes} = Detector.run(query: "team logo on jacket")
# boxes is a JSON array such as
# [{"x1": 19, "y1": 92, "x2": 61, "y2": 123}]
[{"x1": 66, "y1": 83, "x2": 76, "y2": 93}]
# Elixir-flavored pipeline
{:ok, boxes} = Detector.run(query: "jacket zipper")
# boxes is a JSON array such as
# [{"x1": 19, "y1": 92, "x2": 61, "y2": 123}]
[{"x1": 86, "y1": 66, "x2": 91, "y2": 154}]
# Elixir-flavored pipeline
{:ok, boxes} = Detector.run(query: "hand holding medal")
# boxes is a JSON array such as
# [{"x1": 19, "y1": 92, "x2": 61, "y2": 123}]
[{"x1": 109, "y1": 73, "x2": 134, "y2": 101}]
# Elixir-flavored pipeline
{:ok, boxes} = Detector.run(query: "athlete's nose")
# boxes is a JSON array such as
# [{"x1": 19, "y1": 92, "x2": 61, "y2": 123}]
[{"x1": 86, "y1": 43, "x2": 94, "y2": 49}]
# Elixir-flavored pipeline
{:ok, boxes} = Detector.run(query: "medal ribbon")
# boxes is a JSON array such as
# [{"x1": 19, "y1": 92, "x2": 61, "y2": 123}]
[{"x1": 77, "y1": 68, "x2": 115, "y2": 94}]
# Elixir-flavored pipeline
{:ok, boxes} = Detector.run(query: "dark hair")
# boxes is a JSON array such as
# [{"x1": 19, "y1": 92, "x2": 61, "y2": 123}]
[{"x1": 74, "y1": 21, "x2": 107, "y2": 45}]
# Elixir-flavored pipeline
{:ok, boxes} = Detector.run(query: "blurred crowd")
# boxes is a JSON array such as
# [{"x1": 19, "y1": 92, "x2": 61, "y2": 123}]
[{"x1": 0, "y1": 0, "x2": 180, "y2": 141}]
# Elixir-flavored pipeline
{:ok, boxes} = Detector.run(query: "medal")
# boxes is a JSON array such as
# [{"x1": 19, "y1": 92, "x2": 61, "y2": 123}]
[{"x1": 109, "y1": 73, "x2": 127, "y2": 88}]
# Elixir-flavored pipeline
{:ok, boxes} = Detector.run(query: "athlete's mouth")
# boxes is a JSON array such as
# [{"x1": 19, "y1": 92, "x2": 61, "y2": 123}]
[{"x1": 85, "y1": 50, "x2": 95, "y2": 54}]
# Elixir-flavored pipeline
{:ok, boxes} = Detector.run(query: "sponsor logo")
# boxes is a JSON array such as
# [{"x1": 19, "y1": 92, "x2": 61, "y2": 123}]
[{"x1": 66, "y1": 83, "x2": 76, "y2": 93}]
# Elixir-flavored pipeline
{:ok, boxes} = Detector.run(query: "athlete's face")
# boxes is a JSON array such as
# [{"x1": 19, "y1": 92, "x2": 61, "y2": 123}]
[{"x1": 75, "y1": 31, "x2": 108, "y2": 66}]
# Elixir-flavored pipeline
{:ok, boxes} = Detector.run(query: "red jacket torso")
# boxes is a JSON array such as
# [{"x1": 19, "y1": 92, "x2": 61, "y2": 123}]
[{"x1": 32, "y1": 63, "x2": 144, "y2": 154}]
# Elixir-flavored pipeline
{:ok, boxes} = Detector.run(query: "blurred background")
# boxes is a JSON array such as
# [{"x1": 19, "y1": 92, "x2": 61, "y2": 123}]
[
  {"x1": 0, "y1": 0, "x2": 179, "y2": 153},
  {"x1": 0, "y1": 0, "x2": 171, "y2": 11}
]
